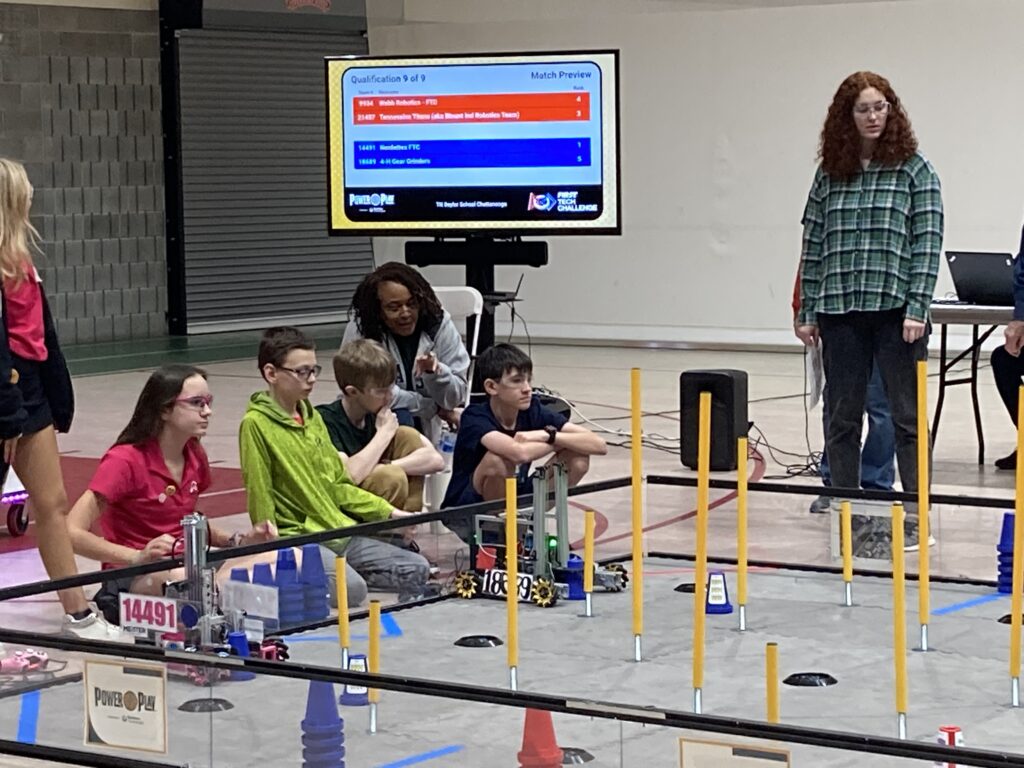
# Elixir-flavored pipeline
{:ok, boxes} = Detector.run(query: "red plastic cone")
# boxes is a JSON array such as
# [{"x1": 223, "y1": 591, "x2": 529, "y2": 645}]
[{"x1": 517, "y1": 709, "x2": 564, "y2": 767}]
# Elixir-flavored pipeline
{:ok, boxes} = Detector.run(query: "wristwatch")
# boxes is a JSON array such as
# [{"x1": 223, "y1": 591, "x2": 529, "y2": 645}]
[{"x1": 544, "y1": 425, "x2": 558, "y2": 445}]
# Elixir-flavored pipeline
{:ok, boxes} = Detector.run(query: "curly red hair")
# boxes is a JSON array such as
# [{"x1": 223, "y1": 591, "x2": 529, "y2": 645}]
[{"x1": 818, "y1": 71, "x2": 918, "y2": 180}]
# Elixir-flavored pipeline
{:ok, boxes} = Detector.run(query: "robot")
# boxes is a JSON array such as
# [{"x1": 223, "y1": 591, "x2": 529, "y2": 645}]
[
  {"x1": 161, "y1": 632, "x2": 288, "y2": 687},
  {"x1": 453, "y1": 464, "x2": 628, "y2": 607},
  {"x1": 155, "y1": 514, "x2": 288, "y2": 686}
]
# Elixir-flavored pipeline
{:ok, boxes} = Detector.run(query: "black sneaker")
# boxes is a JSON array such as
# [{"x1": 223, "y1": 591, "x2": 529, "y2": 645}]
[
  {"x1": 996, "y1": 451, "x2": 1017, "y2": 471},
  {"x1": 808, "y1": 495, "x2": 832, "y2": 514}
]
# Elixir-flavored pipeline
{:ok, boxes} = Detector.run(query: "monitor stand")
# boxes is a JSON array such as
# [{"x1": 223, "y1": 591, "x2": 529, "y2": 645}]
[{"x1": 404, "y1": 236, "x2": 548, "y2": 358}]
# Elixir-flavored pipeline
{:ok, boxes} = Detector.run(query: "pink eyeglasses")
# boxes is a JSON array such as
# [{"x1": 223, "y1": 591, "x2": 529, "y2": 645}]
[{"x1": 175, "y1": 395, "x2": 214, "y2": 410}]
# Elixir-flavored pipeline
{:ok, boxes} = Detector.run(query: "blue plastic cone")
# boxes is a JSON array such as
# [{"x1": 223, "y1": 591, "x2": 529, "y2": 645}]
[
  {"x1": 302, "y1": 680, "x2": 341, "y2": 730},
  {"x1": 300, "y1": 543, "x2": 330, "y2": 622},
  {"x1": 999, "y1": 513, "x2": 1015, "y2": 552},
  {"x1": 276, "y1": 549, "x2": 299, "y2": 586},
  {"x1": 339, "y1": 654, "x2": 369, "y2": 707},
  {"x1": 302, "y1": 747, "x2": 345, "y2": 767},
  {"x1": 279, "y1": 580, "x2": 306, "y2": 626},
  {"x1": 305, "y1": 585, "x2": 330, "y2": 622},
  {"x1": 301, "y1": 543, "x2": 327, "y2": 585},
  {"x1": 226, "y1": 631, "x2": 255, "y2": 681},
  {"x1": 998, "y1": 513, "x2": 1017, "y2": 594},
  {"x1": 302, "y1": 731, "x2": 345, "y2": 750},
  {"x1": 566, "y1": 554, "x2": 585, "y2": 600},
  {"x1": 705, "y1": 571, "x2": 733, "y2": 615},
  {"x1": 252, "y1": 562, "x2": 275, "y2": 587}
]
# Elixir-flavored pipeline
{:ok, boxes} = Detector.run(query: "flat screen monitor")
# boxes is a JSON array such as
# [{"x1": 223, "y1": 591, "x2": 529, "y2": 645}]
[{"x1": 325, "y1": 50, "x2": 620, "y2": 236}]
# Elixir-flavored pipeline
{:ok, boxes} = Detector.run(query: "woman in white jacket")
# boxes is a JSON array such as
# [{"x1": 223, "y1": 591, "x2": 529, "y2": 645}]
[{"x1": 342, "y1": 262, "x2": 469, "y2": 427}]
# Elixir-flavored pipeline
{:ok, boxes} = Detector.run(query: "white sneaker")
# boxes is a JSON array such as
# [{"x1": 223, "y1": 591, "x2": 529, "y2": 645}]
[
  {"x1": 903, "y1": 535, "x2": 937, "y2": 553},
  {"x1": 63, "y1": 612, "x2": 135, "y2": 644}
]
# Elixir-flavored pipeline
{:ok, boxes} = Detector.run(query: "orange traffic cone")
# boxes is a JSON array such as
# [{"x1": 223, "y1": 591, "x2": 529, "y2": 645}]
[{"x1": 517, "y1": 709, "x2": 564, "y2": 767}]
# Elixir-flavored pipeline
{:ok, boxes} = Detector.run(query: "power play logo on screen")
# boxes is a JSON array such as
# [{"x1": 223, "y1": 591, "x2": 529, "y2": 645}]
[
  {"x1": 528, "y1": 191, "x2": 597, "y2": 214},
  {"x1": 349, "y1": 192, "x2": 395, "y2": 213},
  {"x1": 349, "y1": 193, "x2": 395, "y2": 207}
]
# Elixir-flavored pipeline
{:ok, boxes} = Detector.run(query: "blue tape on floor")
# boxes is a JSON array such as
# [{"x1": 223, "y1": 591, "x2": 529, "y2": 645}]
[
  {"x1": 16, "y1": 690, "x2": 40, "y2": 744},
  {"x1": 376, "y1": 744, "x2": 464, "y2": 767},
  {"x1": 931, "y1": 592, "x2": 1007, "y2": 616},
  {"x1": 288, "y1": 615, "x2": 403, "y2": 643},
  {"x1": 381, "y1": 613, "x2": 403, "y2": 637}
]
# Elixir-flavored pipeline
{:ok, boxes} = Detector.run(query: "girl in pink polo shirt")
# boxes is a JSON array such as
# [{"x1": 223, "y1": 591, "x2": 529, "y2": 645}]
[
  {"x1": 68, "y1": 364, "x2": 277, "y2": 614},
  {"x1": 0, "y1": 158, "x2": 128, "y2": 642}
]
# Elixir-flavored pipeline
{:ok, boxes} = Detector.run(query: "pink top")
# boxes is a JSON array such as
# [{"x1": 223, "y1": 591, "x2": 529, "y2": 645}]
[
  {"x1": 90, "y1": 439, "x2": 212, "y2": 568},
  {"x1": 2, "y1": 265, "x2": 47, "y2": 361}
]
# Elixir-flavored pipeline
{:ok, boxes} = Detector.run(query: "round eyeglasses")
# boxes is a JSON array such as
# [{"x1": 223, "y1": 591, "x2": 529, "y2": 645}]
[{"x1": 853, "y1": 100, "x2": 890, "y2": 117}]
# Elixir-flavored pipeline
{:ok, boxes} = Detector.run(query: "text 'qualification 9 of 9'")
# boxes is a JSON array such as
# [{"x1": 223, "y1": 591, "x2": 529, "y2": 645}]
[{"x1": 325, "y1": 52, "x2": 620, "y2": 235}]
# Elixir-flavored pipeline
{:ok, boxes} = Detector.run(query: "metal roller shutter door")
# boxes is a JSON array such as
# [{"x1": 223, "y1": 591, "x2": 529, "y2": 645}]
[{"x1": 177, "y1": 29, "x2": 371, "y2": 332}]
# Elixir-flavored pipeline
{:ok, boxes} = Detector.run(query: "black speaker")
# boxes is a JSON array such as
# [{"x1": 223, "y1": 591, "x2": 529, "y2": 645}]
[{"x1": 680, "y1": 369, "x2": 749, "y2": 472}]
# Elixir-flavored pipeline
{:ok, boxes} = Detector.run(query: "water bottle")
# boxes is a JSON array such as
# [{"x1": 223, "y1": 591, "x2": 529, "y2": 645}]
[{"x1": 440, "y1": 428, "x2": 456, "y2": 470}]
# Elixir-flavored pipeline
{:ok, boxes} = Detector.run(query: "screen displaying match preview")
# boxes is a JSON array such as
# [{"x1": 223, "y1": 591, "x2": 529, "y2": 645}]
[{"x1": 325, "y1": 51, "x2": 620, "y2": 235}]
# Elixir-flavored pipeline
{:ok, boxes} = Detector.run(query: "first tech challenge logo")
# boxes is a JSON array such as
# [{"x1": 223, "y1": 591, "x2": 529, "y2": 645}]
[
  {"x1": 527, "y1": 192, "x2": 557, "y2": 212},
  {"x1": 527, "y1": 191, "x2": 597, "y2": 213}
]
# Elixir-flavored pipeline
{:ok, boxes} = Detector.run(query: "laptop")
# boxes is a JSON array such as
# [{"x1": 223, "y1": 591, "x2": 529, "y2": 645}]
[{"x1": 944, "y1": 251, "x2": 1015, "y2": 306}]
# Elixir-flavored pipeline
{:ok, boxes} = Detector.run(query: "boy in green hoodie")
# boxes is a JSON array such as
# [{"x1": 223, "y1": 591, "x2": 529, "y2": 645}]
[{"x1": 239, "y1": 326, "x2": 430, "y2": 605}]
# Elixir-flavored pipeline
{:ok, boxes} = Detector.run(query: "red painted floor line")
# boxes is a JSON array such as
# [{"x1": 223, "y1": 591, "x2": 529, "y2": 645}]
[{"x1": 573, "y1": 447, "x2": 768, "y2": 549}]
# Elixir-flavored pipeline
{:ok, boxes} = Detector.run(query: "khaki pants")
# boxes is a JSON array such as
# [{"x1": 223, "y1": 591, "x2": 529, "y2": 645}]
[{"x1": 360, "y1": 425, "x2": 425, "y2": 512}]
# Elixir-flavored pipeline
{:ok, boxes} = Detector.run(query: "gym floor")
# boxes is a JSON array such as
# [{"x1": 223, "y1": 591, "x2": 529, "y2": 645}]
[
  {"x1": 0, "y1": 333, "x2": 1019, "y2": 766},
  {"x1": 1, "y1": 557, "x2": 1021, "y2": 767}
]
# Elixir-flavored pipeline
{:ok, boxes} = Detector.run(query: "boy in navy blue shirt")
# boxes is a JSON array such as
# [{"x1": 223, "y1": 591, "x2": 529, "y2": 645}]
[{"x1": 442, "y1": 343, "x2": 607, "y2": 539}]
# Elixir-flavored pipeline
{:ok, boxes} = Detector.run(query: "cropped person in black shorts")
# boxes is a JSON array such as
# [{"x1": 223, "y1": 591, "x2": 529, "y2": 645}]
[{"x1": 0, "y1": 158, "x2": 130, "y2": 642}]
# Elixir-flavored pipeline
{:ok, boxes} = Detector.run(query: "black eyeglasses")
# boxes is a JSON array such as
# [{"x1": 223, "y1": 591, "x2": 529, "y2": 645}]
[{"x1": 278, "y1": 365, "x2": 322, "y2": 381}]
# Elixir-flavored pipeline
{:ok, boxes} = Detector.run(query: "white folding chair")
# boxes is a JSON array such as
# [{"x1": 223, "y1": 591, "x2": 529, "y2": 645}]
[
  {"x1": 424, "y1": 286, "x2": 484, "y2": 518},
  {"x1": 432, "y1": 286, "x2": 484, "y2": 407}
]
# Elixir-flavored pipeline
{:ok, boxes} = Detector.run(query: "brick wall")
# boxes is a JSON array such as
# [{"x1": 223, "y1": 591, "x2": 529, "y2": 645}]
[{"x1": 0, "y1": 2, "x2": 165, "y2": 344}]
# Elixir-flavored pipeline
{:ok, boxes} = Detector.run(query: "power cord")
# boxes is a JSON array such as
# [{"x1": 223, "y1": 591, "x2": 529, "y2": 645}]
[
  {"x1": 535, "y1": 386, "x2": 815, "y2": 463},
  {"x1": 508, "y1": 305, "x2": 533, "y2": 359},
  {"x1": 435, "y1": 546, "x2": 468, "y2": 589},
  {"x1": 531, "y1": 341, "x2": 970, "y2": 478},
  {"x1": 533, "y1": 385, "x2": 681, "y2": 454},
  {"x1": 735, "y1": 346, "x2": 823, "y2": 480},
  {"x1": 749, "y1": 423, "x2": 822, "y2": 480}
]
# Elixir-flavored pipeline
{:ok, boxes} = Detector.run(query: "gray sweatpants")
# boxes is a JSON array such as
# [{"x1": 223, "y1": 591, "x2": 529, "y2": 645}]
[{"x1": 319, "y1": 536, "x2": 430, "y2": 609}]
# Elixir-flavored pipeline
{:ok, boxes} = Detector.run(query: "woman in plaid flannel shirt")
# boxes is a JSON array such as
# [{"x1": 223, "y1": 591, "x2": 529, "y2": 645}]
[{"x1": 795, "y1": 72, "x2": 943, "y2": 551}]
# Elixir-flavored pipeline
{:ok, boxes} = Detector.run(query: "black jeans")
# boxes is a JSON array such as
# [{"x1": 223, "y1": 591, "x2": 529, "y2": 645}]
[
  {"x1": 991, "y1": 346, "x2": 1024, "y2": 427},
  {"x1": 818, "y1": 309, "x2": 929, "y2": 502}
]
